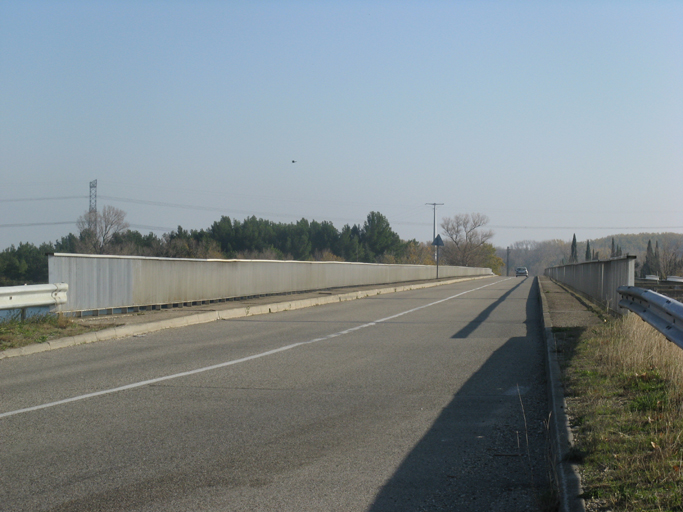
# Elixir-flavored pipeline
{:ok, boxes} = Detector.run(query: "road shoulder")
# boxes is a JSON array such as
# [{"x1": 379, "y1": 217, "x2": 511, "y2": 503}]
[{"x1": 538, "y1": 275, "x2": 598, "y2": 512}]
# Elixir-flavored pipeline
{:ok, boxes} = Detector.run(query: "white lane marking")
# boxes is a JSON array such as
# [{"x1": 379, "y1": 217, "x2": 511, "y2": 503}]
[{"x1": 1, "y1": 278, "x2": 512, "y2": 419}]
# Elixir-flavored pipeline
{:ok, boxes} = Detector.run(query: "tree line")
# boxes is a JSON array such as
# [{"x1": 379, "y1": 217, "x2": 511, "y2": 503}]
[
  {"x1": 501, "y1": 233, "x2": 683, "y2": 278},
  {"x1": 1, "y1": 208, "x2": 504, "y2": 286},
  {"x1": 0, "y1": 210, "x2": 429, "y2": 285}
]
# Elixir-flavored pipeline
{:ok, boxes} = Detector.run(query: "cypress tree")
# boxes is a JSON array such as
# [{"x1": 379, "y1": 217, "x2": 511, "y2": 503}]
[
  {"x1": 569, "y1": 234, "x2": 578, "y2": 263},
  {"x1": 585, "y1": 240, "x2": 591, "y2": 262},
  {"x1": 642, "y1": 240, "x2": 654, "y2": 276}
]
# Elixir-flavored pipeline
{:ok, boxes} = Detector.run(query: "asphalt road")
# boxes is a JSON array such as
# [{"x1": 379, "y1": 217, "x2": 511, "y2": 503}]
[{"x1": 1, "y1": 276, "x2": 551, "y2": 512}]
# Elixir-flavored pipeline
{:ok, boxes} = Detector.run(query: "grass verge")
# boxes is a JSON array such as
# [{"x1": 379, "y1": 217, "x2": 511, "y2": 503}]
[
  {"x1": 0, "y1": 314, "x2": 113, "y2": 351},
  {"x1": 557, "y1": 314, "x2": 683, "y2": 511}
]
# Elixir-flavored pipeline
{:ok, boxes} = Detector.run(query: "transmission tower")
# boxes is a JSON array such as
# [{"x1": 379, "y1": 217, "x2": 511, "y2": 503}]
[
  {"x1": 89, "y1": 180, "x2": 97, "y2": 213},
  {"x1": 87, "y1": 179, "x2": 98, "y2": 232}
]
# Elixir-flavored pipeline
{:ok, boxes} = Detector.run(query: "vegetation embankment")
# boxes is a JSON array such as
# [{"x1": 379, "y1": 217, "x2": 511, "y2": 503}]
[
  {"x1": 0, "y1": 315, "x2": 110, "y2": 352},
  {"x1": 557, "y1": 314, "x2": 683, "y2": 511}
]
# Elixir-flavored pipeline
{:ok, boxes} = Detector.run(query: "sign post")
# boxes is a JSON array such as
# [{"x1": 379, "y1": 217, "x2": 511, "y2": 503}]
[{"x1": 432, "y1": 234, "x2": 444, "y2": 279}]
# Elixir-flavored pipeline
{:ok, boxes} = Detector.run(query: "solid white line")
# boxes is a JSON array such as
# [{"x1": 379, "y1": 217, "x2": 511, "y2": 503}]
[{"x1": 1, "y1": 278, "x2": 511, "y2": 420}]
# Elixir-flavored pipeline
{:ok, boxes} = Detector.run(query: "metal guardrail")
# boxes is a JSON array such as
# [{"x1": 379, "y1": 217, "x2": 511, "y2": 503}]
[
  {"x1": 633, "y1": 279, "x2": 683, "y2": 301},
  {"x1": 0, "y1": 283, "x2": 68, "y2": 320},
  {"x1": 618, "y1": 286, "x2": 683, "y2": 350}
]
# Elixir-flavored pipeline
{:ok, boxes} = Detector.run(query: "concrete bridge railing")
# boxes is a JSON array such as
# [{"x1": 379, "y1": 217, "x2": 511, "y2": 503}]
[
  {"x1": 545, "y1": 255, "x2": 636, "y2": 315},
  {"x1": 49, "y1": 253, "x2": 493, "y2": 315}
]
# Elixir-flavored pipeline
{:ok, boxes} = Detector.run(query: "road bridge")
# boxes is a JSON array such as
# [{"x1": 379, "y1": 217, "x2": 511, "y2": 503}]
[{"x1": 0, "y1": 276, "x2": 551, "y2": 511}]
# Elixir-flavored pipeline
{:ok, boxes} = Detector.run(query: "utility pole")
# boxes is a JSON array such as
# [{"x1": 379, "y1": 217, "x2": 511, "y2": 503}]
[
  {"x1": 426, "y1": 202, "x2": 443, "y2": 261},
  {"x1": 432, "y1": 234, "x2": 444, "y2": 279}
]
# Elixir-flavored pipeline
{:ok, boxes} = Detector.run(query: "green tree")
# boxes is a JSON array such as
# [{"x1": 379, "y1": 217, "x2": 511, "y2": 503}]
[
  {"x1": 209, "y1": 216, "x2": 235, "y2": 256},
  {"x1": 282, "y1": 218, "x2": 313, "y2": 260},
  {"x1": 310, "y1": 220, "x2": 339, "y2": 256},
  {"x1": 585, "y1": 240, "x2": 591, "y2": 262},
  {"x1": 54, "y1": 233, "x2": 78, "y2": 253},
  {"x1": 479, "y1": 243, "x2": 505, "y2": 274},
  {"x1": 335, "y1": 224, "x2": 364, "y2": 262},
  {"x1": 360, "y1": 211, "x2": 402, "y2": 262},
  {"x1": 0, "y1": 242, "x2": 53, "y2": 285},
  {"x1": 641, "y1": 240, "x2": 655, "y2": 277},
  {"x1": 569, "y1": 234, "x2": 578, "y2": 263},
  {"x1": 234, "y1": 216, "x2": 277, "y2": 254}
]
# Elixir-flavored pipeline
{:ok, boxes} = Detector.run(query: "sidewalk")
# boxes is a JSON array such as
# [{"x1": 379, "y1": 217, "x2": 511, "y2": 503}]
[
  {"x1": 538, "y1": 275, "x2": 606, "y2": 512},
  {"x1": 539, "y1": 276, "x2": 605, "y2": 329}
]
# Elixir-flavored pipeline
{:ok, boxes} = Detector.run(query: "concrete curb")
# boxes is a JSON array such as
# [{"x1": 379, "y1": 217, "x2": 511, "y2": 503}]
[
  {"x1": 1, "y1": 275, "x2": 493, "y2": 360},
  {"x1": 537, "y1": 277, "x2": 586, "y2": 512}
]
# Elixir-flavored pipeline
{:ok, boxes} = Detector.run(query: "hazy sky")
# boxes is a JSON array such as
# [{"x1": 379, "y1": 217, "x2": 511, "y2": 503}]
[{"x1": 2, "y1": 1, "x2": 682, "y2": 251}]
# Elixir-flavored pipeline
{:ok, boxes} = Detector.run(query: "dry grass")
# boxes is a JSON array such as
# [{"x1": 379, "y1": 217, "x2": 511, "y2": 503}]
[
  {"x1": 600, "y1": 314, "x2": 683, "y2": 405},
  {"x1": 0, "y1": 314, "x2": 110, "y2": 351},
  {"x1": 562, "y1": 314, "x2": 683, "y2": 511}
]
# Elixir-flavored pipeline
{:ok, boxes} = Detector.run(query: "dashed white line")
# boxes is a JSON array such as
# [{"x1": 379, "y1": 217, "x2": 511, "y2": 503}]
[{"x1": 1, "y1": 278, "x2": 511, "y2": 419}]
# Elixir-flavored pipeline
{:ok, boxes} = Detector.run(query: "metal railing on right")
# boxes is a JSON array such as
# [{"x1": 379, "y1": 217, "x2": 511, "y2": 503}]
[
  {"x1": 545, "y1": 255, "x2": 636, "y2": 315},
  {"x1": 633, "y1": 278, "x2": 683, "y2": 302},
  {"x1": 618, "y1": 286, "x2": 683, "y2": 350}
]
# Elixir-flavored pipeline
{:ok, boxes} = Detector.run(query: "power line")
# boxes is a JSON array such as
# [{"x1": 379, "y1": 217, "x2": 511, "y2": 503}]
[
  {"x1": 102, "y1": 179, "x2": 421, "y2": 210},
  {"x1": 101, "y1": 195, "x2": 372, "y2": 225},
  {"x1": 1, "y1": 218, "x2": 678, "y2": 234},
  {"x1": 425, "y1": 202, "x2": 444, "y2": 239},
  {"x1": 100, "y1": 195, "x2": 254, "y2": 214},
  {"x1": 0, "y1": 221, "x2": 75, "y2": 228},
  {"x1": 129, "y1": 223, "x2": 175, "y2": 232},
  {"x1": 490, "y1": 225, "x2": 683, "y2": 230},
  {"x1": 0, "y1": 196, "x2": 87, "y2": 202}
]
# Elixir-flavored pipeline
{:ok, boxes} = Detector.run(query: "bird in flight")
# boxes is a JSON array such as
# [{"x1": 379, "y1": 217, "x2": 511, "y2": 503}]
[{"x1": 292, "y1": 160, "x2": 297, "y2": 163}]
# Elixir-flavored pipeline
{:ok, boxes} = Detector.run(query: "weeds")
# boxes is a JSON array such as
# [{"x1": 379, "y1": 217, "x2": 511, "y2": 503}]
[
  {"x1": 516, "y1": 385, "x2": 560, "y2": 511},
  {"x1": 0, "y1": 314, "x2": 108, "y2": 351},
  {"x1": 562, "y1": 314, "x2": 683, "y2": 511}
]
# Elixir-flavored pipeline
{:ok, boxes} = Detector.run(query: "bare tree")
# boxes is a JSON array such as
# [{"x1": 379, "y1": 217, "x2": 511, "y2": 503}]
[
  {"x1": 659, "y1": 240, "x2": 683, "y2": 278},
  {"x1": 440, "y1": 213, "x2": 494, "y2": 267},
  {"x1": 76, "y1": 205, "x2": 130, "y2": 254},
  {"x1": 501, "y1": 239, "x2": 570, "y2": 276}
]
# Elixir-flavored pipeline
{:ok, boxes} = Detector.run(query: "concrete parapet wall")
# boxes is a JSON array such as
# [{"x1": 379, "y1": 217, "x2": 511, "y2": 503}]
[
  {"x1": 48, "y1": 253, "x2": 493, "y2": 313},
  {"x1": 545, "y1": 256, "x2": 636, "y2": 314}
]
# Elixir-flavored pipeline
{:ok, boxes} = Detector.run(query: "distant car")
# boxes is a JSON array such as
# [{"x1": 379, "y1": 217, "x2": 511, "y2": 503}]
[{"x1": 515, "y1": 267, "x2": 529, "y2": 277}]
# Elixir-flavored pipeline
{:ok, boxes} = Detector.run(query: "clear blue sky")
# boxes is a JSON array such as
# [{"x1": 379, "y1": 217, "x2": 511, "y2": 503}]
[{"x1": 2, "y1": 0, "x2": 681, "y2": 251}]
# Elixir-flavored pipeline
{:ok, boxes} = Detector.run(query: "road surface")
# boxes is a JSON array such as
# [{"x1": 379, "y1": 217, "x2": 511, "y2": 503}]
[{"x1": 1, "y1": 276, "x2": 551, "y2": 511}]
